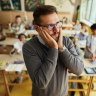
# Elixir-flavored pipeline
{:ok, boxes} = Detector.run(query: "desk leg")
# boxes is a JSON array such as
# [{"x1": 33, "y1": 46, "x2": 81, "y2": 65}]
[
  {"x1": 87, "y1": 76, "x2": 94, "y2": 96},
  {"x1": 2, "y1": 70, "x2": 10, "y2": 96}
]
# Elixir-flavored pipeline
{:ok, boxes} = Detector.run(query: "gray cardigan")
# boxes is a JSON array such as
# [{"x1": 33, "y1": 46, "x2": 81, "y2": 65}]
[{"x1": 23, "y1": 36, "x2": 84, "y2": 96}]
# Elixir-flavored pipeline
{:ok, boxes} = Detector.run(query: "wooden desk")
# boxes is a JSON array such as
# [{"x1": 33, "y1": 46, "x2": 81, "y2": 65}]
[
  {"x1": 0, "y1": 54, "x2": 27, "y2": 96},
  {"x1": 0, "y1": 38, "x2": 19, "y2": 46},
  {"x1": 77, "y1": 40, "x2": 86, "y2": 49},
  {"x1": 62, "y1": 30, "x2": 76, "y2": 36},
  {"x1": 0, "y1": 54, "x2": 96, "y2": 96},
  {"x1": 62, "y1": 24, "x2": 73, "y2": 30}
]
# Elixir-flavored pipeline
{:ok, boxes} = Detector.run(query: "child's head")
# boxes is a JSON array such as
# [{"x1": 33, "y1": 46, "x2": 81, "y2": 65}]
[
  {"x1": 18, "y1": 34, "x2": 26, "y2": 43},
  {"x1": 69, "y1": 37, "x2": 76, "y2": 46},
  {"x1": 81, "y1": 25, "x2": 88, "y2": 32},
  {"x1": 91, "y1": 24, "x2": 96, "y2": 35},
  {"x1": 15, "y1": 15, "x2": 22, "y2": 24}
]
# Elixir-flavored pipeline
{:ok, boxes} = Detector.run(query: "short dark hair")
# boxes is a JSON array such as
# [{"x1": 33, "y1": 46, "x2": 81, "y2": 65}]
[
  {"x1": 18, "y1": 33, "x2": 26, "y2": 39},
  {"x1": 69, "y1": 36, "x2": 75, "y2": 40},
  {"x1": 91, "y1": 24, "x2": 96, "y2": 30},
  {"x1": 33, "y1": 5, "x2": 57, "y2": 25},
  {"x1": 15, "y1": 15, "x2": 21, "y2": 19},
  {"x1": 69, "y1": 36, "x2": 76, "y2": 45}
]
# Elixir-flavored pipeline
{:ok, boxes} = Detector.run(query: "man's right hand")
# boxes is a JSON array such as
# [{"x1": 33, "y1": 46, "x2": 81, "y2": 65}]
[{"x1": 36, "y1": 27, "x2": 58, "y2": 49}]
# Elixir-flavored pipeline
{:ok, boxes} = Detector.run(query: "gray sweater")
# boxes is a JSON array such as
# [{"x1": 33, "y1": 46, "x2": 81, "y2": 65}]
[{"x1": 23, "y1": 36, "x2": 84, "y2": 96}]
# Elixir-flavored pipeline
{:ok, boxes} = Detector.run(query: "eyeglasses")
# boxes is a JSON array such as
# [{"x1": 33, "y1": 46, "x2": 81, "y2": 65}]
[{"x1": 38, "y1": 21, "x2": 63, "y2": 31}]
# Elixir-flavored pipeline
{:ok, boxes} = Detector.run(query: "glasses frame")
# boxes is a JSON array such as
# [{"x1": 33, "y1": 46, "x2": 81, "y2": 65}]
[{"x1": 38, "y1": 20, "x2": 63, "y2": 31}]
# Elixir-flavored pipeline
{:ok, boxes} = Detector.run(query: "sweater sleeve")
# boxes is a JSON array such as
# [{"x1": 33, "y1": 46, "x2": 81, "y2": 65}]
[
  {"x1": 23, "y1": 43, "x2": 58, "y2": 89},
  {"x1": 75, "y1": 46, "x2": 84, "y2": 60},
  {"x1": 59, "y1": 37, "x2": 84, "y2": 75}
]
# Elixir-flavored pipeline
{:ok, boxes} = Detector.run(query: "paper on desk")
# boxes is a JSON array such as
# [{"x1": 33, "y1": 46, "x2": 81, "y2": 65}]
[
  {"x1": 89, "y1": 59, "x2": 96, "y2": 67},
  {"x1": 5, "y1": 64, "x2": 24, "y2": 72},
  {"x1": 78, "y1": 40, "x2": 86, "y2": 46}
]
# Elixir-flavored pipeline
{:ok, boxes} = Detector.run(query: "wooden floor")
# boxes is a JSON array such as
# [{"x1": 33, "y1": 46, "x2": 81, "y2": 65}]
[{"x1": 0, "y1": 77, "x2": 96, "y2": 96}]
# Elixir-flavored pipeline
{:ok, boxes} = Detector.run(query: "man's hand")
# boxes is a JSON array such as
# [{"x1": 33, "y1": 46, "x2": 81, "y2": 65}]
[
  {"x1": 58, "y1": 29, "x2": 63, "y2": 49},
  {"x1": 37, "y1": 27, "x2": 58, "y2": 49}
]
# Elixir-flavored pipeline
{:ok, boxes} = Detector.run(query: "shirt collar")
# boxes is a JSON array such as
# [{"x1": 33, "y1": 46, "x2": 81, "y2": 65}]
[
  {"x1": 37, "y1": 35, "x2": 45, "y2": 45},
  {"x1": 37, "y1": 35, "x2": 49, "y2": 48}
]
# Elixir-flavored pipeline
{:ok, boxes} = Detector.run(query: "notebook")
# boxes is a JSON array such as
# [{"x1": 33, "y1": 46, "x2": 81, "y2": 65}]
[{"x1": 85, "y1": 67, "x2": 96, "y2": 74}]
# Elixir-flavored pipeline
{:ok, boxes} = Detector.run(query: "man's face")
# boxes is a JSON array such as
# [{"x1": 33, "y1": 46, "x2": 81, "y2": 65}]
[
  {"x1": 39, "y1": 13, "x2": 62, "y2": 42},
  {"x1": 16, "y1": 17, "x2": 22, "y2": 24}
]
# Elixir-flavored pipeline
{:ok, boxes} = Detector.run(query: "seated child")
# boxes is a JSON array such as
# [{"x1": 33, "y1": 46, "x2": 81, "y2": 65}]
[
  {"x1": 10, "y1": 33, "x2": 27, "y2": 56},
  {"x1": 9, "y1": 12, "x2": 27, "y2": 37},
  {"x1": 85, "y1": 24, "x2": 96, "y2": 61},
  {"x1": 74, "y1": 20, "x2": 81, "y2": 31},
  {"x1": 10, "y1": 34, "x2": 27, "y2": 84},
  {"x1": 76, "y1": 25, "x2": 89, "y2": 40}
]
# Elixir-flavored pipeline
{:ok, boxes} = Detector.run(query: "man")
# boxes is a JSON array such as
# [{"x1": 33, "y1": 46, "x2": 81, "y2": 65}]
[
  {"x1": 85, "y1": 24, "x2": 96, "y2": 61},
  {"x1": 23, "y1": 5, "x2": 84, "y2": 96},
  {"x1": 9, "y1": 12, "x2": 27, "y2": 37}
]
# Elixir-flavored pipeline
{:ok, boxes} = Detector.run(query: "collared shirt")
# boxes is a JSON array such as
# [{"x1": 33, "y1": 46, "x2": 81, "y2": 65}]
[
  {"x1": 84, "y1": 35, "x2": 96, "y2": 57},
  {"x1": 37, "y1": 35, "x2": 45, "y2": 45}
]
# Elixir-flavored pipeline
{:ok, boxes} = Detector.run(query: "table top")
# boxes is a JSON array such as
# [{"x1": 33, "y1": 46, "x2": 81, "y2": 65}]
[
  {"x1": 0, "y1": 38, "x2": 19, "y2": 45},
  {"x1": 3, "y1": 29, "x2": 77, "y2": 37},
  {"x1": 0, "y1": 54, "x2": 96, "y2": 76},
  {"x1": 77, "y1": 40, "x2": 86, "y2": 48},
  {"x1": 61, "y1": 30, "x2": 76, "y2": 36},
  {"x1": 0, "y1": 29, "x2": 77, "y2": 45},
  {"x1": 0, "y1": 54, "x2": 26, "y2": 70},
  {"x1": 62, "y1": 24, "x2": 73, "y2": 28}
]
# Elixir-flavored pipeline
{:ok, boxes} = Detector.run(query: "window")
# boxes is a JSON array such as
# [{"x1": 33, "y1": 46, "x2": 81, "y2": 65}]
[{"x1": 81, "y1": 0, "x2": 96, "y2": 24}]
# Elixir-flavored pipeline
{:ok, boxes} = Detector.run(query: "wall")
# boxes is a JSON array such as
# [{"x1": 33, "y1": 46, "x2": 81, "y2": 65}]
[
  {"x1": 0, "y1": 11, "x2": 71, "y2": 28},
  {"x1": 45, "y1": 0, "x2": 81, "y2": 21},
  {"x1": 0, "y1": 0, "x2": 81, "y2": 27}
]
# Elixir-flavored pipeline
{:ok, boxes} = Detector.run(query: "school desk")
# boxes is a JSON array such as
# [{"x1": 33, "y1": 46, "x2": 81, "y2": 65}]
[{"x1": 0, "y1": 55, "x2": 96, "y2": 96}]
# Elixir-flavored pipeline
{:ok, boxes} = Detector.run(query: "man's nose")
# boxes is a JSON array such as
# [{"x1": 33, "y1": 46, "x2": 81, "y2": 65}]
[{"x1": 53, "y1": 25, "x2": 59, "y2": 33}]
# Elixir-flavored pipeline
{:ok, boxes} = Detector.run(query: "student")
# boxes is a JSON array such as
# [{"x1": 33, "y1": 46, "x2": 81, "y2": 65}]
[
  {"x1": 10, "y1": 33, "x2": 26, "y2": 56},
  {"x1": 77, "y1": 25, "x2": 89, "y2": 40},
  {"x1": 9, "y1": 34, "x2": 27, "y2": 85},
  {"x1": 9, "y1": 12, "x2": 27, "y2": 37},
  {"x1": 28, "y1": 21, "x2": 34, "y2": 30},
  {"x1": 0, "y1": 25, "x2": 6, "y2": 41},
  {"x1": 74, "y1": 20, "x2": 81, "y2": 31},
  {"x1": 70, "y1": 37, "x2": 83, "y2": 96},
  {"x1": 23, "y1": 5, "x2": 84, "y2": 96},
  {"x1": 85, "y1": 24, "x2": 96, "y2": 61}
]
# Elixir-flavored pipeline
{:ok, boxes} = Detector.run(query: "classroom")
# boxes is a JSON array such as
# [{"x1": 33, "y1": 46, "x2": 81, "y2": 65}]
[{"x1": 0, "y1": 0, "x2": 96, "y2": 96}]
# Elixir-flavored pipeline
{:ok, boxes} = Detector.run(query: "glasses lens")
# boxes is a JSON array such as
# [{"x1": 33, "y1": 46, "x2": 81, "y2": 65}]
[
  {"x1": 48, "y1": 25, "x2": 54, "y2": 30},
  {"x1": 46, "y1": 21, "x2": 62, "y2": 31}
]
